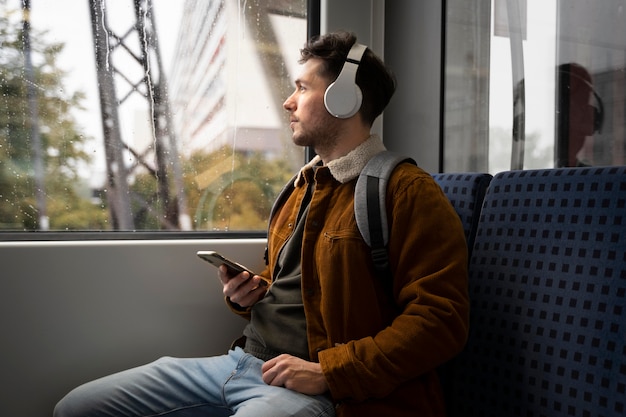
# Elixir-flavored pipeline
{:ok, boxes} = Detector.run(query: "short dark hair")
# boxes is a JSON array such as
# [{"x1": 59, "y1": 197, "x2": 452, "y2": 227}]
[{"x1": 299, "y1": 31, "x2": 396, "y2": 126}]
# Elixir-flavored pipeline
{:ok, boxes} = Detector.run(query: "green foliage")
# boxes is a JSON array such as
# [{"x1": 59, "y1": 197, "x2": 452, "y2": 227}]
[
  {"x1": 127, "y1": 146, "x2": 294, "y2": 231},
  {"x1": 183, "y1": 146, "x2": 293, "y2": 231},
  {"x1": 0, "y1": 3, "x2": 106, "y2": 230}
]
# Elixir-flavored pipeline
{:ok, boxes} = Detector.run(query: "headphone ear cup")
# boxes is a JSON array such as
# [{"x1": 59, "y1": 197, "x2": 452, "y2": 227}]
[
  {"x1": 592, "y1": 105, "x2": 601, "y2": 133},
  {"x1": 324, "y1": 79, "x2": 363, "y2": 119},
  {"x1": 323, "y1": 43, "x2": 367, "y2": 119}
]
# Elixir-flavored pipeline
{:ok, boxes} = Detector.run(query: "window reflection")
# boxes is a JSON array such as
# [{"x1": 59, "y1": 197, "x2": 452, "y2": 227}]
[
  {"x1": 445, "y1": 0, "x2": 626, "y2": 174},
  {"x1": 0, "y1": 0, "x2": 306, "y2": 232},
  {"x1": 556, "y1": 62, "x2": 604, "y2": 167}
]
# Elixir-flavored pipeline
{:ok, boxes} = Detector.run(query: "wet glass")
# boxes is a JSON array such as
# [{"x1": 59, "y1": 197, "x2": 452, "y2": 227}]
[{"x1": 0, "y1": 0, "x2": 307, "y2": 233}]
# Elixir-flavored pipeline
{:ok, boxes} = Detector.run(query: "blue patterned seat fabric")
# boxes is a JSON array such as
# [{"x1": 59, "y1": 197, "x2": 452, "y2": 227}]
[
  {"x1": 446, "y1": 166, "x2": 626, "y2": 417},
  {"x1": 432, "y1": 172, "x2": 493, "y2": 258},
  {"x1": 431, "y1": 172, "x2": 492, "y2": 395}
]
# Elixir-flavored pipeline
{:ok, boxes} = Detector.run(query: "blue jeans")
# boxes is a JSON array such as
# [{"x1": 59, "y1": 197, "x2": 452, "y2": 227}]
[{"x1": 54, "y1": 348, "x2": 335, "y2": 417}]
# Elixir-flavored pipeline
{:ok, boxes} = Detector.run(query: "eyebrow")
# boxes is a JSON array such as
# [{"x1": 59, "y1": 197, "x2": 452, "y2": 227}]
[{"x1": 294, "y1": 78, "x2": 310, "y2": 90}]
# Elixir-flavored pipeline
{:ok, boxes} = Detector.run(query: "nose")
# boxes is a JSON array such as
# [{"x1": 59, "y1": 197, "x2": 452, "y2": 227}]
[{"x1": 283, "y1": 91, "x2": 296, "y2": 112}]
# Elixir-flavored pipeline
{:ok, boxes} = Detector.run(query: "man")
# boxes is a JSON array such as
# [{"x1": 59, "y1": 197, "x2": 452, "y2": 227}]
[{"x1": 54, "y1": 31, "x2": 469, "y2": 417}]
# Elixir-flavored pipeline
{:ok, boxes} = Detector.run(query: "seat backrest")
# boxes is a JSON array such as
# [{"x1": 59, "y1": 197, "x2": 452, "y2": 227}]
[
  {"x1": 432, "y1": 172, "x2": 492, "y2": 259},
  {"x1": 446, "y1": 166, "x2": 626, "y2": 417},
  {"x1": 432, "y1": 172, "x2": 492, "y2": 396}
]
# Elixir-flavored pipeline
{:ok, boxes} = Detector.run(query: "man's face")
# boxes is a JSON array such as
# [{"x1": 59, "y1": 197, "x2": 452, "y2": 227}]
[{"x1": 283, "y1": 59, "x2": 341, "y2": 151}]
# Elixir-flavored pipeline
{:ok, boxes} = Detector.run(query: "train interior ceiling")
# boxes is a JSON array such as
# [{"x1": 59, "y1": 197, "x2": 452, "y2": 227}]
[{"x1": 1, "y1": 1, "x2": 625, "y2": 416}]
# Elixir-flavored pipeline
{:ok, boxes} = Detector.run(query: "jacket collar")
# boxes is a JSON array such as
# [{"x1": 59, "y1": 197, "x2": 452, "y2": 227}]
[{"x1": 294, "y1": 135, "x2": 387, "y2": 186}]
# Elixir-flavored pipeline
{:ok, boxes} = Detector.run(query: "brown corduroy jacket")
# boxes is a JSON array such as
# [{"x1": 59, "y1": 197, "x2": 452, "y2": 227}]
[{"x1": 229, "y1": 140, "x2": 469, "y2": 417}]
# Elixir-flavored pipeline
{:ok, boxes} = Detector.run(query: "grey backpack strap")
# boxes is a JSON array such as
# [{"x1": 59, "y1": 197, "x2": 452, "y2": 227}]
[{"x1": 355, "y1": 151, "x2": 416, "y2": 280}]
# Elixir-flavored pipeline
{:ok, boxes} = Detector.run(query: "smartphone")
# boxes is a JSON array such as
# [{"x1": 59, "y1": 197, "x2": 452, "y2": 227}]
[{"x1": 196, "y1": 250, "x2": 259, "y2": 279}]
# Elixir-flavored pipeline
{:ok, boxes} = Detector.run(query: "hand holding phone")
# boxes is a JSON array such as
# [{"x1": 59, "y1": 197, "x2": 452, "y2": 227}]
[{"x1": 196, "y1": 251, "x2": 267, "y2": 286}]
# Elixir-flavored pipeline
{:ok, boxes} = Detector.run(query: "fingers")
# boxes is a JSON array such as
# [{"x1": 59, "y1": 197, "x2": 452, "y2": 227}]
[
  {"x1": 217, "y1": 264, "x2": 237, "y2": 285},
  {"x1": 219, "y1": 265, "x2": 266, "y2": 308},
  {"x1": 261, "y1": 355, "x2": 288, "y2": 387},
  {"x1": 261, "y1": 355, "x2": 329, "y2": 395}
]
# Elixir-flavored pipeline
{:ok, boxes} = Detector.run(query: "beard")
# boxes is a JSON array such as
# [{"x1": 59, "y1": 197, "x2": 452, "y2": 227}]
[{"x1": 291, "y1": 112, "x2": 342, "y2": 155}]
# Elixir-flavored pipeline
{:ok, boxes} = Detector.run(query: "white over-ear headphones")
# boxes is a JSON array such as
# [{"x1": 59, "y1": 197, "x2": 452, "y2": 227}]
[{"x1": 324, "y1": 43, "x2": 368, "y2": 119}]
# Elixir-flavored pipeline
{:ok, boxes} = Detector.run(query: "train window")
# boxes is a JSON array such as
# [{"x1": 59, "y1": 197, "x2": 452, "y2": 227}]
[
  {"x1": 0, "y1": 0, "x2": 307, "y2": 234},
  {"x1": 444, "y1": 0, "x2": 625, "y2": 173}
]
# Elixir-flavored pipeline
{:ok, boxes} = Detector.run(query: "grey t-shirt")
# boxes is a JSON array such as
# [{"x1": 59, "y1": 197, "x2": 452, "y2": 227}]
[{"x1": 243, "y1": 184, "x2": 312, "y2": 361}]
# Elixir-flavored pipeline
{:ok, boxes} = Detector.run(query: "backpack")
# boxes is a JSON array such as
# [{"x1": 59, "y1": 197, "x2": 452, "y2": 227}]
[{"x1": 267, "y1": 151, "x2": 417, "y2": 281}]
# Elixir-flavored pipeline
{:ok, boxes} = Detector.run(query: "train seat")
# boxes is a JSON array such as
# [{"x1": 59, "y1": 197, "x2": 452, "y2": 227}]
[
  {"x1": 432, "y1": 172, "x2": 493, "y2": 259},
  {"x1": 446, "y1": 166, "x2": 626, "y2": 417}
]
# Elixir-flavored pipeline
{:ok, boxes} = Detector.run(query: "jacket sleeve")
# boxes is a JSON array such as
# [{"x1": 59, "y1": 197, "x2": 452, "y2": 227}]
[{"x1": 319, "y1": 170, "x2": 470, "y2": 402}]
